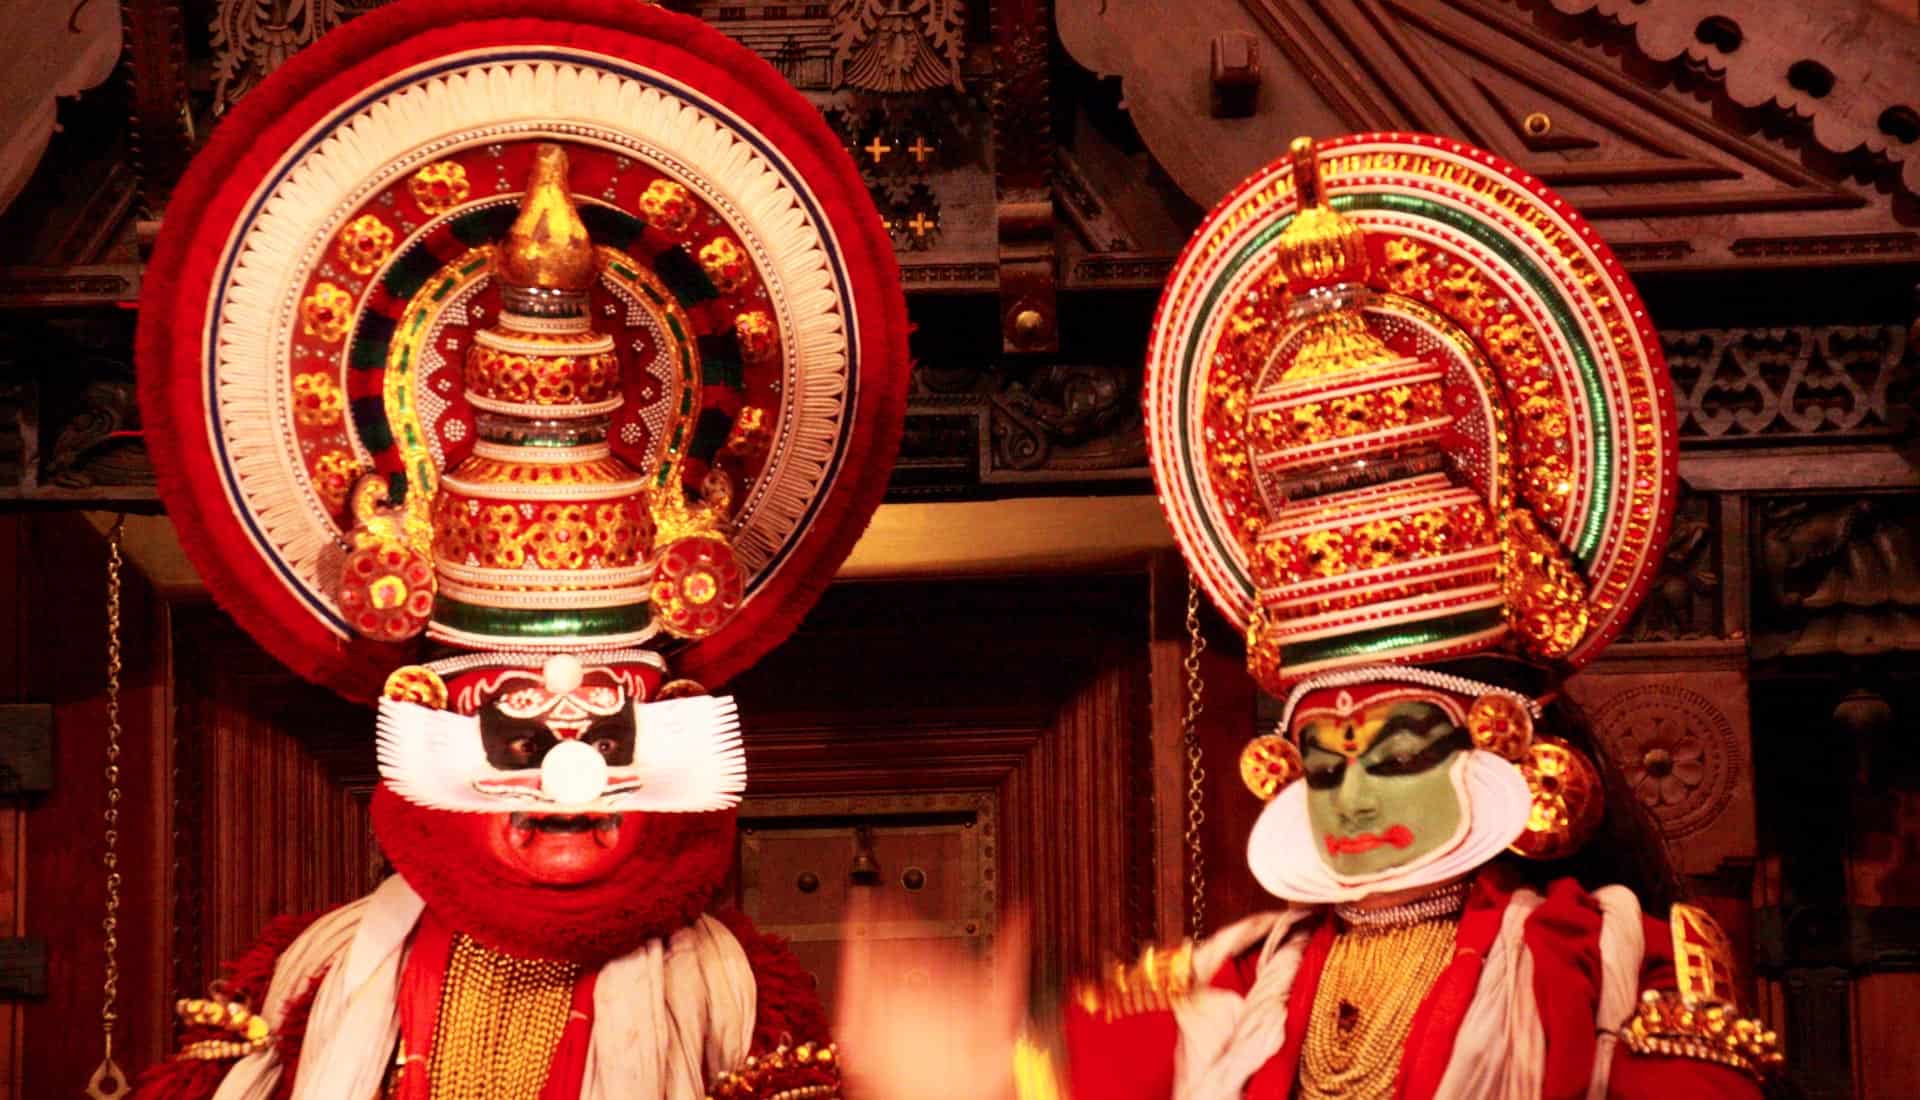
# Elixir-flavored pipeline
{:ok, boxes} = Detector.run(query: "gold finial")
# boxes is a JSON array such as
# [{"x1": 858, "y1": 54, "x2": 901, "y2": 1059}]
[
  {"x1": 1288, "y1": 136, "x2": 1324, "y2": 207},
  {"x1": 499, "y1": 144, "x2": 596, "y2": 291},
  {"x1": 1273, "y1": 136, "x2": 1368, "y2": 290}
]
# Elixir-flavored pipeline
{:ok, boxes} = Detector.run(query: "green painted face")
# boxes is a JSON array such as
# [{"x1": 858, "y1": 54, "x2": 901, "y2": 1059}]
[{"x1": 1300, "y1": 699, "x2": 1470, "y2": 878}]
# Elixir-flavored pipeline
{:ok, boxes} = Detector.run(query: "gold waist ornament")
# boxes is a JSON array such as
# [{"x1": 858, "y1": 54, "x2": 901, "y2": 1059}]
[{"x1": 1299, "y1": 909, "x2": 1459, "y2": 1099}]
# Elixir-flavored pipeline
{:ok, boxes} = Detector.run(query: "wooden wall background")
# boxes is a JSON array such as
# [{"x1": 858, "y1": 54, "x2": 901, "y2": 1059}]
[{"x1": 7, "y1": 499, "x2": 1920, "y2": 1097}]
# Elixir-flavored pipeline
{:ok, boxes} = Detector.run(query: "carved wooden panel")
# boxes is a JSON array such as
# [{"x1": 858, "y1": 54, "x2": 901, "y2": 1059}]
[
  {"x1": 729, "y1": 576, "x2": 1164, "y2": 986},
  {"x1": 169, "y1": 607, "x2": 381, "y2": 999},
  {"x1": 738, "y1": 793, "x2": 997, "y2": 1011},
  {"x1": 1567, "y1": 662, "x2": 1758, "y2": 878}
]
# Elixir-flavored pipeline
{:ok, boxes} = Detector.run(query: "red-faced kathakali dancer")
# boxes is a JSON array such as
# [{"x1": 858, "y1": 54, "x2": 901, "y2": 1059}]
[
  {"x1": 838, "y1": 135, "x2": 1784, "y2": 1100},
  {"x1": 130, "y1": 2, "x2": 905, "y2": 1097}
]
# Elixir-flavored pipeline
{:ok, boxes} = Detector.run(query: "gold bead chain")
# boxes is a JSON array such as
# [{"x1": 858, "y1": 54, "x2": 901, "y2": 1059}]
[
  {"x1": 1181, "y1": 572, "x2": 1208, "y2": 940},
  {"x1": 1299, "y1": 913, "x2": 1459, "y2": 1099},
  {"x1": 424, "y1": 935, "x2": 581, "y2": 1100},
  {"x1": 86, "y1": 517, "x2": 129, "y2": 1100}
]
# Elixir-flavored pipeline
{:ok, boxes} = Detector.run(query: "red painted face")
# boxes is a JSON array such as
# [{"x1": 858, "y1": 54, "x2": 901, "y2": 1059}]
[
  {"x1": 480, "y1": 811, "x2": 640, "y2": 886},
  {"x1": 373, "y1": 786, "x2": 736, "y2": 965}
]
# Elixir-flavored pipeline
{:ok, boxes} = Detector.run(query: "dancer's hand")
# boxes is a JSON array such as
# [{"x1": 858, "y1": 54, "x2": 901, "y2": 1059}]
[{"x1": 834, "y1": 892, "x2": 1028, "y2": 1100}]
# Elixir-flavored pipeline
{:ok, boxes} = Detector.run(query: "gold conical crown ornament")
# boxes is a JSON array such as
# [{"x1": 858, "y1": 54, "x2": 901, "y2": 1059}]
[
  {"x1": 498, "y1": 144, "x2": 597, "y2": 291},
  {"x1": 1270, "y1": 137, "x2": 1368, "y2": 291}
]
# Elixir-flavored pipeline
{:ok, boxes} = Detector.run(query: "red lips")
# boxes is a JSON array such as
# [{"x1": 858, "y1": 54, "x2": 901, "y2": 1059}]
[{"x1": 1325, "y1": 824, "x2": 1415, "y2": 855}]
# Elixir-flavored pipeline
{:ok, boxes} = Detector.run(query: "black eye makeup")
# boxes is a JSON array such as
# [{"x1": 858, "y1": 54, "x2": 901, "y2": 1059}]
[
  {"x1": 483, "y1": 716, "x2": 559, "y2": 769},
  {"x1": 1365, "y1": 727, "x2": 1469, "y2": 776},
  {"x1": 1303, "y1": 743, "x2": 1347, "y2": 789}
]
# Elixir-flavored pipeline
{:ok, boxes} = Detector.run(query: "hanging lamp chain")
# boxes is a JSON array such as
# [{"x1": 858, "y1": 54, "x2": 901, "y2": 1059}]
[
  {"x1": 88, "y1": 516, "x2": 129, "y2": 1100},
  {"x1": 1181, "y1": 573, "x2": 1208, "y2": 940}
]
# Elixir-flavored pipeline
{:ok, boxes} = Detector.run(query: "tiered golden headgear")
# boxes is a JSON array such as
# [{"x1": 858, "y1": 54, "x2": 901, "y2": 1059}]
[
  {"x1": 1148, "y1": 134, "x2": 1678, "y2": 866},
  {"x1": 138, "y1": 1, "x2": 908, "y2": 700},
  {"x1": 1148, "y1": 134, "x2": 1676, "y2": 697}
]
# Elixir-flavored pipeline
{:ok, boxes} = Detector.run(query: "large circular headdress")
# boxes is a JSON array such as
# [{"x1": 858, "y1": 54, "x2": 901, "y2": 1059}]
[
  {"x1": 140, "y1": 0, "x2": 907, "y2": 699},
  {"x1": 1147, "y1": 134, "x2": 1676, "y2": 693}
]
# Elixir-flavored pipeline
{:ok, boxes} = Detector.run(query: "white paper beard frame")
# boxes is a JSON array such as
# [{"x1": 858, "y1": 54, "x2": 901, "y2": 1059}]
[
  {"x1": 375, "y1": 694, "x2": 746, "y2": 814},
  {"x1": 1246, "y1": 749, "x2": 1531, "y2": 905}
]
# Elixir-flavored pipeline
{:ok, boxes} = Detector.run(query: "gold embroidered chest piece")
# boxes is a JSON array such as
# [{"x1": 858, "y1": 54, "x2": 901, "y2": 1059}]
[
  {"x1": 417, "y1": 934, "x2": 582, "y2": 1100},
  {"x1": 1299, "y1": 889, "x2": 1465, "y2": 1099}
]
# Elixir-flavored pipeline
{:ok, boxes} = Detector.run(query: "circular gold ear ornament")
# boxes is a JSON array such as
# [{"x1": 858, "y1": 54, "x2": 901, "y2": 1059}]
[
  {"x1": 1240, "y1": 734, "x2": 1304, "y2": 801},
  {"x1": 1466, "y1": 693, "x2": 1534, "y2": 761},
  {"x1": 654, "y1": 678, "x2": 710, "y2": 701},
  {"x1": 1509, "y1": 737, "x2": 1604, "y2": 861},
  {"x1": 382, "y1": 665, "x2": 448, "y2": 709}
]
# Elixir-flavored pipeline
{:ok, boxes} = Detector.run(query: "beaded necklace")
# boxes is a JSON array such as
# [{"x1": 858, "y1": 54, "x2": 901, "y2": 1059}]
[
  {"x1": 1300, "y1": 881, "x2": 1469, "y2": 1098},
  {"x1": 421, "y1": 935, "x2": 581, "y2": 1100}
]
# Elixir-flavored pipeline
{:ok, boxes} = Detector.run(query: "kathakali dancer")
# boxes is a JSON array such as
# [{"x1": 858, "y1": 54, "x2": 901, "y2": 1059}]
[
  {"x1": 130, "y1": 2, "x2": 905, "y2": 1097},
  {"x1": 1073, "y1": 135, "x2": 1785, "y2": 1100},
  {"x1": 839, "y1": 135, "x2": 1784, "y2": 1100}
]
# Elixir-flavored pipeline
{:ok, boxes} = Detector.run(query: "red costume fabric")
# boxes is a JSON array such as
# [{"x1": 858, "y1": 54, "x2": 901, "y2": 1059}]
[{"x1": 1062, "y1": 871, "x2": 1764, "y2": 1100}]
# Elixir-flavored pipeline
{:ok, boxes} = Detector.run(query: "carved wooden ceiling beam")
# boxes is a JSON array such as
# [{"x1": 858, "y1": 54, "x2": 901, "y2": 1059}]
[
  {"x1": 1057, "y1": 0, "x2": 1920, "y2": 270},
  {"x1": 1546, "y1": 0, "x2": 1920, "y2": 201},
  {"x1": 992, "y1": 0, "x2": 1061, "y2": 353}
]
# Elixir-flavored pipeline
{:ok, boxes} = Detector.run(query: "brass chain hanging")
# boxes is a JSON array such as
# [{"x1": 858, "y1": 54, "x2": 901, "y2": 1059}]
[
  {"x1": 87, "y1": 516, "x2": 129, "y2": 1100},
  {"x1": 1181, "y1": 573, "x2": 1207, "y2": 940}
]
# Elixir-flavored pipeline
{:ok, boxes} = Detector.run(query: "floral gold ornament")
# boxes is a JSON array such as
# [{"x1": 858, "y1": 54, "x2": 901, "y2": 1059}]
[
  {"x1": 1239, "y1": 733, "x2": 1303, "y2": 800},
  {"x1": 722, "y1": 406, "x2": 772, "y2": 461},
  {"x1": 1509, "y1": 736, "x2": 1604, "y2": 861},
  {"x1": 638, "y1": 178, "x2": 696, "y2": 232},
  {"x1": 173, "y1": 990, "x2": 274, "y2": 1062},
  {"x1": 698, "y1": 237, "x2": 752, "y2": 294},
  {"x1": 1466, "y1": 692, "x2": 1533, "y2": 761},
  {"x1": 383, "y1": 664, "x2": 449, "y2": 709},
  {"x1": 409, "y1": 160, "x2": 471, "y2": 216},
  {"x1": 310, "y1": 449, "x2": 358, "y2": 514},
  {"x1": 291, "y1": 371, "x2": 344, "y2": 427},
  {"x1": 300, "y1": 282, "x2": 353, "y2": 343},
  {"x1": 336, "y1": 212, "x2": 396, "y2": 276},
  {"x1": 734, "y1": 310, "x2": 777, "y2": 363},
  {"x1": 652, "y1": 534, "x2": 745, "y2": 639},
  {"x1": 338, "y1": 541, "x2": 437, "y2": 642},
  {"x1": 463, "y1": 344, "x2": 620, "y2": 406}
]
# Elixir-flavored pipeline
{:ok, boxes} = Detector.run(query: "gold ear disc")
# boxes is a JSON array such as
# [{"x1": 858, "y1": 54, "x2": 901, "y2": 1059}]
[
  {"x1": 383, "y1": 665, "x2": 448, "y2": 709},
  {"x1": 1466, "y1": 693, "x2": 1534, "y2": 761},
  {"x1": 1509, "y1": 737, "x2": 1604, "y2": 861},
  {"x1": 1240, "y1": 734, "x2": 1304, "y2": 801},
  {"x1": 654, "y1": 678, "x2": 708, "y2": 701}
]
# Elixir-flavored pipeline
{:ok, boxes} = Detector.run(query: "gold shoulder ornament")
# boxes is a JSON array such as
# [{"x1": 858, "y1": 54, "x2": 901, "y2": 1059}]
[
  {"x1": 171, "y1": 985, "x2": 273, "y2": 1062},
  {"x1": 707, "y1": 1039, "x2": 840, "y2": 1100},
  {"x1": 1070, "y1": 940, "x2": 1197, "y2": 1022},
  {"x1": 1619, "y1": 903, "x2": 1784, "y2": 1080}
]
